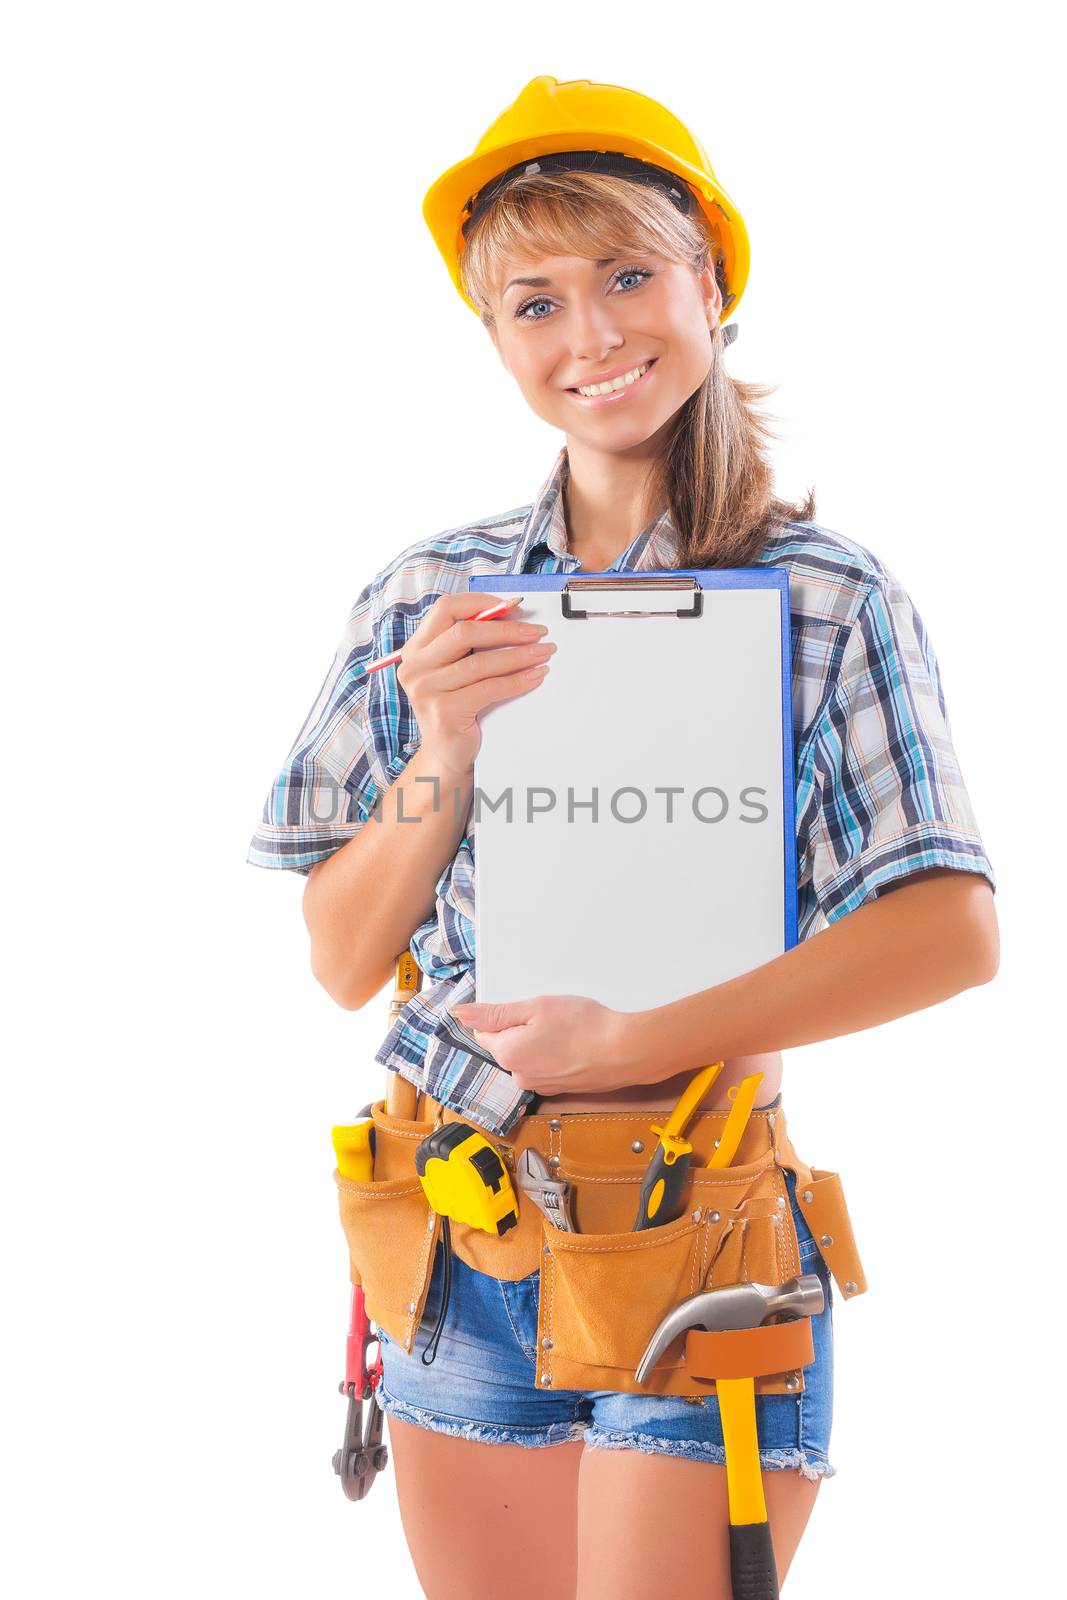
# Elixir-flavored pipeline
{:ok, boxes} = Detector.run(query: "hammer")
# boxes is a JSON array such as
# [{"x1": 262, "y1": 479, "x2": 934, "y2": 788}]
[{"x1": 637, "y1": 1274, "x2": 825, "y2": 1600}]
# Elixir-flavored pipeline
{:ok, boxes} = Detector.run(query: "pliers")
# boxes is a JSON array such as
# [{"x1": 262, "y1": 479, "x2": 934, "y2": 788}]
[{"x1": 633, "y1": 1062, "x2": 766, "y2": 1230}]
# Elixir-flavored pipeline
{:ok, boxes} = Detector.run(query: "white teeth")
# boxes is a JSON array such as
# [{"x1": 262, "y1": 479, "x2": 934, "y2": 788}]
[{"x1": 576, "y1": 361, "x2": 651, "y2": 397}]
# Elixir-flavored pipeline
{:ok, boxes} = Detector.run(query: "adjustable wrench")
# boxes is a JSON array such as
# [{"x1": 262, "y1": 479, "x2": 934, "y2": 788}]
[{"x1": 514, "y1": 1146, "x2": 577, "y2": 1231}]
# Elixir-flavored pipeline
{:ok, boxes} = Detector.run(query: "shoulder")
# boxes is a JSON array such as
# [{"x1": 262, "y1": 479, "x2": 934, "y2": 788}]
[
  {"x1": 358, "y1": 502, "x2": 534, "y2": 619},
  {"x1": 762, "y1": 517, "x2": 901, "y2": 631}
]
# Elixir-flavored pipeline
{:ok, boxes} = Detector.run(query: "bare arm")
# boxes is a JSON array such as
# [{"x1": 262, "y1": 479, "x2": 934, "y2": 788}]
[
  {"x1": 617, "y1": 868, "x2": 1000, "y2": 1082},
  {"x1": 302, "y1": 747, "x2": 474, "y2": 1010}
]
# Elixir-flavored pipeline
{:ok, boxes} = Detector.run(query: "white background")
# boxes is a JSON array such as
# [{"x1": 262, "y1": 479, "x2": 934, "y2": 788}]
[{"x1": 4, "y1": 3, "x2": 1060, "y2": 1594}]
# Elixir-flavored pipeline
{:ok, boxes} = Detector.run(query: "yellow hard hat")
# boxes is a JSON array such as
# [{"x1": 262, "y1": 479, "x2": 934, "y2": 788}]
[{"x1": 423, "y1": 75, "x2": 750, "y2": 323}]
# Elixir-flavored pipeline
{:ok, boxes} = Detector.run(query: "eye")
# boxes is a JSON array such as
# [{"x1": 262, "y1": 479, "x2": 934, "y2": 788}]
[
  {"x1": 614, "y1": 267, "x2": 652, "y2": 292},
  {"x1": 515, "y1": 295, "x2": 555, "y2": 322},
  {"x1": 514, "y1": 265, "x2": 654, "y2": 322}
]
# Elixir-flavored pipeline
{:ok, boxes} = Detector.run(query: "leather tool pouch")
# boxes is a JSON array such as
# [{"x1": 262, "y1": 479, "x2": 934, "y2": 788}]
[
  {"x1": 333, "y1": 1099, "x2": 442, "y2": 1353},
  {"x1": 524, "y1": 1103, "x2": 867, "y2": 1399},
  {"x1": 334, "y1": 1095, "x2": 867, "y2": 1395},
  {"x1": 533, "y1": 1150, "x2": 833, "y2": 1398}
]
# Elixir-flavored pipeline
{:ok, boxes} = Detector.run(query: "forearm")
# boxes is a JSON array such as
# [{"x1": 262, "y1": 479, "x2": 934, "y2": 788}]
[
  {"x1": 303, "y1": 745, "x2": 474, "y2": 1008},
  {"x1": 620, "y1": 870, "x2": 999, "y2": 1082}
]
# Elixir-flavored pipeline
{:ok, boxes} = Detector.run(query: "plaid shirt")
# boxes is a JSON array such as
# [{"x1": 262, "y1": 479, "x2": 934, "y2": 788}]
[{"x1": 249, "y1": 446, "x2": 996, "y2": 1134}]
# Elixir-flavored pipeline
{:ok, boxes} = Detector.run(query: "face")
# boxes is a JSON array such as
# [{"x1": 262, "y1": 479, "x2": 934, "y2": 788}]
[{"x1": 486, "y1": 250, "x2": 723, "y2": 453}]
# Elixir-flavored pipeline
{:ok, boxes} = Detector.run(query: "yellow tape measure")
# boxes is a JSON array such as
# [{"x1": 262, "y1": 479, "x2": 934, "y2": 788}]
[{"x1": 415, "y1": 1123, "x2": 519, "y2": 1236}]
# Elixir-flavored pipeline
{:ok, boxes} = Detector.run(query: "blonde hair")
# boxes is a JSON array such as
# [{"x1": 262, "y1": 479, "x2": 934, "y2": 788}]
[{"x1": 459, "y1": 170, "x2": 816, "y2": 568}]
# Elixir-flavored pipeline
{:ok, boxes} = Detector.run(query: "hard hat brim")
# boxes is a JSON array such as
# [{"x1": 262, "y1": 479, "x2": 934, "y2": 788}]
[{"x1": 423, "y1": 129, "x2": 750, "y2": 319}]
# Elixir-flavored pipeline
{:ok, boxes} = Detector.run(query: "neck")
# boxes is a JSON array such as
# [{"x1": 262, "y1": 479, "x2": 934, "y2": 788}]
[{"x1": 562, "y1": 438, "x2": 666, "y2": 569}]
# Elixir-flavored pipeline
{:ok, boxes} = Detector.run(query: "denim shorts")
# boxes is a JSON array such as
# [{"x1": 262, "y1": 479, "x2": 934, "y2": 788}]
[{"x1": 375, "y1": 1162, "x2": 836, "y2": 1480}]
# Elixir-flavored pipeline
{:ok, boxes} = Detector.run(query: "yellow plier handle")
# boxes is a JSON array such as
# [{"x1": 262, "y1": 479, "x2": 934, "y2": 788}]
[
  {"x1": 634, "y1": 1061, "x2": 725, "y2": 1230},
  {"x1": 647, "y1": 1059, "x2": 726, "y2": 1162}
]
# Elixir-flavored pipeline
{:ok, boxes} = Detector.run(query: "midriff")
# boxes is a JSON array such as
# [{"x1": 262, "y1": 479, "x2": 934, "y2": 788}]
[{"x1": 533, "y1": 1051, "x2": 784, "y2": 1117}]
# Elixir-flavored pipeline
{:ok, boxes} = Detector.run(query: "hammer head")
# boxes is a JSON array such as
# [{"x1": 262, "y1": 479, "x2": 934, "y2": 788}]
[{"x1": 635, "y1": 1274, "x2": 825, "y2": 1385}]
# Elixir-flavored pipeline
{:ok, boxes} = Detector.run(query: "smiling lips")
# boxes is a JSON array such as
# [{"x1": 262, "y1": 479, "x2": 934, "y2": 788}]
[{"x1": 568, "y1": 358, "x2": 658, "y2": 403}]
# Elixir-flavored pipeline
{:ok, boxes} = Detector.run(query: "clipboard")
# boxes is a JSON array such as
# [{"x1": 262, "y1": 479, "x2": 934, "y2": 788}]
[{"x1": 468, "y1": 569, "x2": 797, "y2": 1013}]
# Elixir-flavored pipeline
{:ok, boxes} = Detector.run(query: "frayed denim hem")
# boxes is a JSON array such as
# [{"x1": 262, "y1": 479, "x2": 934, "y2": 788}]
[
  {"x1": 584, "y1": 1428, "x2": 837, "y2": 1481},
  {"x1": 375, "y1": 1384, "x2": 590, "y2": 1449}
]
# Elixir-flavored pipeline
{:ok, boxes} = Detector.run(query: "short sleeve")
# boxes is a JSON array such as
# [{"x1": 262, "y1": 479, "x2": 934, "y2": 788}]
[
  {"x1": 798, "y1": 571, "x2": 996, "y2": 933},
  {"x1": 247, "y1": 575, "x2": 421, "y2": 874}
]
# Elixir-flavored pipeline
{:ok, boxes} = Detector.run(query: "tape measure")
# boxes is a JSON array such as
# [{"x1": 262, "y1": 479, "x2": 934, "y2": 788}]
[{"x1": 415, "y1": 1123, "x2": 519, "y2": 1236}]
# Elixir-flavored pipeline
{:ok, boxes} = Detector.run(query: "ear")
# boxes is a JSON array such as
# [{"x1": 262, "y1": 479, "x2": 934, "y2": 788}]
[{"x1": 699, "y1": 261, "x2": 724, "y2": 329}]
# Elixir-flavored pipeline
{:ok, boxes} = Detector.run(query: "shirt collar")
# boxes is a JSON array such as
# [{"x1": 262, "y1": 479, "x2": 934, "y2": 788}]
[{"x1": 507, "y1": 446, "x2": 682, "y2": 574}]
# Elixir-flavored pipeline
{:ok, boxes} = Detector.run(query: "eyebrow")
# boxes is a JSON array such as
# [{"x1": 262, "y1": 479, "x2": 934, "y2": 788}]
[{"x1": 503, "y1": 258, "x2": 620, "y2": 297}]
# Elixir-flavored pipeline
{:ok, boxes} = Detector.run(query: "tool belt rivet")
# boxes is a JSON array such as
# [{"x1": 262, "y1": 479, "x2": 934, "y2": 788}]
[
  {"x1": 821, "y1": 1233, "x2": 834, "y2": 1246},
  {"x1": 845, "y1": 1280, "x2": 857, "y2": 1294},
  {"x1": 692, "y1": 1207, "x2": 702, "y2": 1222},
  {"x1": 548, "y1": 1119, "x2": 562, "y2": 1131},
  {"x1": 407, "y1": 1300, "x2": 417, "y2": 1314},
  {"x1": 541, "y1": 1337, "x2": 553, "y2": 1350},
  {"x1": 776, "y1": 1196, "x2": 786, "y2": 1208},
  {"x1": 540, "y1": 1374, "x2": 551, "y2": 1386},
  {"x1": 543, "y1": 1242, "x2": 552, "y2": 1255},
  {"x1": 709, "y1": 1210, "x2": 721, "y2": 1223},
  {"x1": 802, "y1": 1189, "x2": 814, "y2": 1203},
  {"x1": 631, "y1": 1139, "x2": 645, "y2": 1153},
  {"x1": 548, "y1": 1154, "x2": 561, "y2": 1168},
  {"x1": 426, "y1": 1214, "x2": 435, "y2": 1230}
]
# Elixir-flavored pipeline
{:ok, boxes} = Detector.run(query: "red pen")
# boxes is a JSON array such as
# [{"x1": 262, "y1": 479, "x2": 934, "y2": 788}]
[{"x1": 359, "y1": 594, "x2": 527, "y2": 676}]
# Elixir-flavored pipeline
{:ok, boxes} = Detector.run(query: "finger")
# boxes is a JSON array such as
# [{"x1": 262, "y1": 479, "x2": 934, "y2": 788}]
[
  {"x1": 452, "y1": 661, "x2": 552, "y2": 719},
  {"x1": 419, "y1": 614, "x2": 548, "y2": 673},
  {"x1": 452, "y1": 1000, "x2": 533, "y2": 1031},
  {"x1": 416, "y1": 593, "x2": 527, "y2": 652},
  {"x1": 428, "y1": 640, "x2": 555, "y2": 692}
]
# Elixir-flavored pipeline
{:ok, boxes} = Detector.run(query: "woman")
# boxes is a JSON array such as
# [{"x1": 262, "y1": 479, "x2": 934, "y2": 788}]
[{"x1": 249, "y1": 76, "x2": 999, "y2": 1598}]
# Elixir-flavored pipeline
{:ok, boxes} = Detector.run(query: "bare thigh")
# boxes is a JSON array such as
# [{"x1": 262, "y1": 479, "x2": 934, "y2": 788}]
[
  {"x1": 386, "y1": 1416, "x2": 820, "y2": 1598},
  {"x1": 577, "y1": 1448, "x2": 821, "y2": 1599},
  {"x1": 386, "y1": 1416, "x2": 584, "y2": 1599}
]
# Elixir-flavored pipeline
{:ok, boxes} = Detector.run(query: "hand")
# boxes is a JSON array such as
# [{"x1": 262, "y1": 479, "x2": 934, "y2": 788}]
[
  {"x1": 448, "y1": 995, "x2": 637, "y2": 1095},
  {"x1": 395, "y1": 593, "x2": 555, "y2": 777}
]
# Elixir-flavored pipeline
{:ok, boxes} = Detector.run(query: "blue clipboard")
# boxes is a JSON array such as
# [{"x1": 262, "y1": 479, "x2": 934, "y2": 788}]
[{"x1": 468, "y1": 568, "x2": 797, "y2": 1011}]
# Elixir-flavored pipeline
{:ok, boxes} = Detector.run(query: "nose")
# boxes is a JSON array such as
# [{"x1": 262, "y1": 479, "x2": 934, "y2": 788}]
[{"x1": 566, "y1": 294, "x2": 624, "y2": 365}]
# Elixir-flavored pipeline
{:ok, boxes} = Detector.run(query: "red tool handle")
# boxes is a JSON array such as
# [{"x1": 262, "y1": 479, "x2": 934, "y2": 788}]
[{"x1": 344, "y1": 1282, "x2": 382, "y2": 1395}]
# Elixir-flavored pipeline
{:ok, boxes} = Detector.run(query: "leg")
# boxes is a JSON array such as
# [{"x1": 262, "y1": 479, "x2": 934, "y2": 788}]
[
  {"x1": 387, "y1": 1415, "x2": 585, "y2": 1599},
  {"x1": 576, "y1": 1449, "x2": 821, "y2": 1598}
]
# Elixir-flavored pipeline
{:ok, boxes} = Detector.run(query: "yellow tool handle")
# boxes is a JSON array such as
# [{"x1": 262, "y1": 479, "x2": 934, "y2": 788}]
[
  {"x1": 707, "y1": 1068, "x2": 780, "y2": 1594},
  {"x1": 705, "y1": 1071, "x2": 764, "y2": 1168},
  {"x1": 718, "y1": 1375, "x2": 768, "y2": 1524},
  {"x1": 634, "y1": 1061, "x2": 732, "y2": 1231},
  {"x1": 332, "y1": 1122, "x2": 375, "y2": 1183},
  {"x1": 719, "y1": 1376, "x2": 780, "y2": 1593},
  {"x1": 647, "y1": 1060, "x2": 725, "y2": 1163},
  {"x1": 663, "y1": 1060, "x2": 726, "y2": 1137}
]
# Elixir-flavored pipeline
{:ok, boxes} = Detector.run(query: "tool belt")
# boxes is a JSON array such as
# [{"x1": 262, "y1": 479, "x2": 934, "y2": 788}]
[{"x1": 333, "y1": 1084, "x2": 867, "y2": 1400}]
